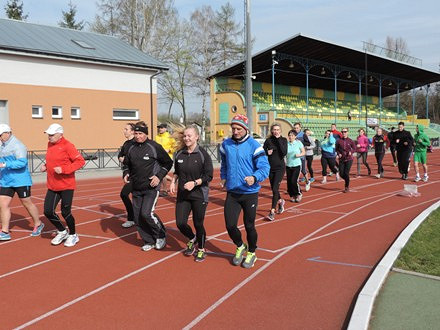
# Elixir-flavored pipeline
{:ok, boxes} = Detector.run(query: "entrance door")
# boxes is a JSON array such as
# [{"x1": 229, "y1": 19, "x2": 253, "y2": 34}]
[{"x1": 0, "y1": 100, "x2": 9, "y2": 124}]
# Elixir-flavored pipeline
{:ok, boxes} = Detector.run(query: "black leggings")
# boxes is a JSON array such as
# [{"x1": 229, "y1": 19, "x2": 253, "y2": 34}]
[
  {"x1": 390, "y1": 146, "x2": 397, "y2": 163},
  {"x1": 375, "y1": 152, "x2": 385, "y2": 174},
  {"x1": 44, "y1": 189, "x2": 76, "y2": 234},
  {"x1": 286, "y1": 166, "x2": 301, "y2": 197},
  {"x1": 339, "y1": 160, "x2": 353, "y2": 188},
  {"x1": 306, "y1": 155, "x2": 314, "y2": 178},
  {"x1": 269, "y1": 169, "x2": 285, "y2": 209},
  {"x1": 321, "y1": 157, "x2": 338, "y2": 176},
  {"x1": 176, "y1": 199, "x2": 208, "y2": 249},
  {"x1": 224, "y1": 192, "x2": 258, "y2": 253},
  {"x1": 356, "y1": 152, "x2": 371, "y2": 175},
  {"x1": 120, "y1": 181, "x2": 134, "y2": 222}
]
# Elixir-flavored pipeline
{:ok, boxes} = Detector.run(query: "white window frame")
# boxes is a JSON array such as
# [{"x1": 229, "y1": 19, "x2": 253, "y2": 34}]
[
  {"x1": 32, "y1": 105, "x2": 43, "y2": 118},
  {"x1": 112, "y1": 109, "x2": 139, "y2": 120},
  {"x1": 52, "y1": 106, "x2": 63, "y2": 119},
  {"x1": 71, "y1": 107, "x2": 81, "y2": 119}
]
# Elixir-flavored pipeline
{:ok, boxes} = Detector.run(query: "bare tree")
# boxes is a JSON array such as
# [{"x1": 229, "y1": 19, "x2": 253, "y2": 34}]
[{"x1": 385, "y1": 36, "x2": 409, "y2": 61}]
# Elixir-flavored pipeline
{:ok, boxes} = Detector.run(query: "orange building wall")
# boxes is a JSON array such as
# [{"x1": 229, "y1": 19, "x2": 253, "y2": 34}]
[{"x1": 1, "y1": 82, "x2": 156, "y2": 150}]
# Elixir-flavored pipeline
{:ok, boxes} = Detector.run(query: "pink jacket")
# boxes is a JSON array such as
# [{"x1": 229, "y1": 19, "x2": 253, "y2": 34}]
[{"x1": 356, "y1": 135, "x2": 369, "y2": 153}]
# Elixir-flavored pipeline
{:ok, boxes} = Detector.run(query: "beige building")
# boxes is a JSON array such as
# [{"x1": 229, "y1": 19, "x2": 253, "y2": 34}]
[{"x1": 0, "y1": 19, "x2": 167, "y2": 150}]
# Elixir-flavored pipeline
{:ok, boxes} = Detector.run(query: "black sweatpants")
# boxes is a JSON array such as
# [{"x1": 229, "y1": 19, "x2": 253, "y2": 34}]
[
  {"x1": 397, "y1": 149, "x2": 412, "y2": 175},
  {"x1": 286, "y1": 165, "x2": 301, "y2": 198},
  {"x1": 339, "y1": 160, "x2": 353, "y2": 188},
  {"x1": 356, "y1": 152, "x2": 371, "y2": 175},
  {"x1": 321, "y1": 157, "x2": 338, "y2": 176},
  {"x1": 306, "y1": 155, "x2": 314, "y2": 178},
  {"x1": 120, "y1": 181, "x2": 134, "y2": 222},
  {"x1": 390, "y1": 146, "x2": 397, "y2": 164},
  {"x1": 375, "y1": 152, "x2": 385, "y2": 174},
  {"x1": 132, "y1": 189, "x2": 166, "y2": 245},
  {"x1": 44, "y1": 189, "x2": 76, "y2": 234},
  {"x1": 224, "y1": 192, "x2": 258, "y2": 253},
  {"x1": 176, "y1": 199, "x2": 208, "y2": 249},
  {"x1": 269, "y1": 168, "x2": 285, "y2": 209}
]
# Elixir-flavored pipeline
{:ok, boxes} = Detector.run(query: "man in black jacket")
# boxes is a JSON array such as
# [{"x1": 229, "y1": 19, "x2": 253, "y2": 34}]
[
  {"x1": 393, "y1": 122, "x2": 414, "y2": 180},
  {"x1": 123, "y1": 124, "x2": 173, "y2": 251}
]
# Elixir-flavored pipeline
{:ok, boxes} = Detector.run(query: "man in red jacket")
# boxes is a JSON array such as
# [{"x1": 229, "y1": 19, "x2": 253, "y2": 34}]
[{"x1": 41, "y1": 123, "x2": 85, "y2": 247}]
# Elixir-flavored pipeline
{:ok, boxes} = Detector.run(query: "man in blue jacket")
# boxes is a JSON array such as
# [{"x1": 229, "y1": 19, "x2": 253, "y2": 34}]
[
  {"x1": 220, "y1": 114, "x2": 270, "y2": 268},
  {"x1": 0, "y1": 124, "x2": 44, "y2": 240}
]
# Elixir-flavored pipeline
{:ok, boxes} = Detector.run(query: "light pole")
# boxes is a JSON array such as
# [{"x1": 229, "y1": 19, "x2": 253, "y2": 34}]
[
  {"x1": 271, "y1": 50, "x2": 277, "y2": 111},
  {"x1": 245, "y1": 0, "x2": 253, "y2": 133},
  {"x1": 426, "y1": 84, "x2": 430, "y2": 120}
]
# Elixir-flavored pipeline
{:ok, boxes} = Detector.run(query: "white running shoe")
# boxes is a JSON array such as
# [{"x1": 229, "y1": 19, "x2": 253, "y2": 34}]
[
  {"x1": 155, "y1": 237, "x2": 166, "y2": 250},
  {"x1": 375, "y1": 174, "x2": 381, "y2": 179},
  {"x1": 414, "y1": 175, "x2": 421, "y2": 182},
  {"x1": 64, "y1": 234, "x2": 79, "y2": 247},
  {"x1": 305, "y1": 182, "x2": 311, "y2": 191},
  {"x1": 51, "y1": 230, "x2": 69, "y2": 245},
  {"x1": 122, "y1": 220, "x2": 135, "y2": 228},
  {"x1": 423, "y1": 174, "x2": 429, "y2": 182},
  {"x1": 321, "y1": 177, "x2": 327, "y2": 184},
  {"x1": 141, "y1": 244, "x2": 155, "y2": 251},
  {"x1": 335, "y1": 173, "x2": 340, "y2": 181}
]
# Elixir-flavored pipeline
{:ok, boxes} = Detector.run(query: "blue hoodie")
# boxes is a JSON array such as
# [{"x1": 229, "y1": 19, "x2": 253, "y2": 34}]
[
  {"x1": 320, "y1": 135, "x2": 336, "y2": 158},
  {"x1": 0, "y1": 135, "x2": 32, "y2": 187},
  {"x1": 220, "y1": 135, "x2": 269, "y2": 194}
]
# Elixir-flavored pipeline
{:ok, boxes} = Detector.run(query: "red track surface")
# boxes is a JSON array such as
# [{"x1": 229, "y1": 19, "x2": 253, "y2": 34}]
[{"x1": 2, "y1": 153, "x2": 439, "y2": 329}]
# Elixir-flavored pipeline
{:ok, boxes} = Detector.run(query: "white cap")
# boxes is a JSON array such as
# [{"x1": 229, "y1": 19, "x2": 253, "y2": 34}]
[
  {"x1": 0, "y1": 124, "x2": 11, "y2": 135},
  {"x1": 44, "y1": 123, "x2": 64, "y2": 134}
]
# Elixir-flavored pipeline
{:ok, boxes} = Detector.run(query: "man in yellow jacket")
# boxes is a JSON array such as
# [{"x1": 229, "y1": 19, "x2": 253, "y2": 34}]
[{"x1": 155, "y1": 123, "x2": 175, "y2": 196}]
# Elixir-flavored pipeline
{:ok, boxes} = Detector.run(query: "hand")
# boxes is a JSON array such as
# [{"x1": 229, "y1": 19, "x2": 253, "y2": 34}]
[
  {"x1": 54, "y1": 167, "x2": 62, "y2": 174},
  {"x1": 169, "y1": 182, "x2": 176, "y2": 195},
  {"x1": 357, "y1": 144, "x2": 361, "y2": 148},
  {"x1": 267, "y1": 149, "x2": 273, "y2": 155},
  {"x1": 244, "y1": 176, "x2": 255, "y2": 186},
  {"x1": 403, "y1": 142, "x2": 408, "y2": 146},
  {"x1": 118, "y1": 156, "x2": 124, "y2": 163},
  {"x1": 220, "y1": 179, "x2": 226, "y2": 189},
  {"x1": 123, "y1": 174, "x2": 130, "y2": 183},
  {"x1": 0, "y1": 162, "x2": 5, "y2": 168},
  {"x1": 396, "y1": 139, "x2": 400, "y2": 143},
  {"x1": 41, "y1": 164, "x2": 47, "y2": 172},
  {"x1": 183, "y1": 181, "x2": 196, "y2": 191},
  {"x1": 149, "y1": 175, "x2": 160, "y2": 187}
]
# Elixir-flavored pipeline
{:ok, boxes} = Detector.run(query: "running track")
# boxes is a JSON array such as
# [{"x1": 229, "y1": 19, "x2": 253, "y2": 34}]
[{"x1": 2, "y1": 153, "x2": 439, "y2": 329}]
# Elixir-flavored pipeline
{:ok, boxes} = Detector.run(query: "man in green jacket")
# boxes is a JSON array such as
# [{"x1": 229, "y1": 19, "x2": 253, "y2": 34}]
[{"x1": 413, "y1": 124, "x2": 430, "y2": 182}]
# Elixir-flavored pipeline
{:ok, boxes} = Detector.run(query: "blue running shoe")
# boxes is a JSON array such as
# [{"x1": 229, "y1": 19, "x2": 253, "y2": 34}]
[
  {"x1": 30, "y1": 223, "x2": 45, "y2": 237},
  {"x1": 309, "y1": 178, "x2": 315, "y2": 183},
  {"x1": 0, "y1": 231, "x2": 11, "y2": 241}
]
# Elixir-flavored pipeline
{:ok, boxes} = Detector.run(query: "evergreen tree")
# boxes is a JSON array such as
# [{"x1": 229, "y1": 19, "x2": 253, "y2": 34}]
[
  {"x1": 4, "y1": 0, "x2": 28, "y2": 20},
  {"x1": 59, "y1": 1, "x2": 85, "y2": 30}
]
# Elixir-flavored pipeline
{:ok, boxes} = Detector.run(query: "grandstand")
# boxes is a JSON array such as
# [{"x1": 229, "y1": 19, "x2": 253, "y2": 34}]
[{"x1": 209, "y1": 34, "x2": 440, "y2": 143}]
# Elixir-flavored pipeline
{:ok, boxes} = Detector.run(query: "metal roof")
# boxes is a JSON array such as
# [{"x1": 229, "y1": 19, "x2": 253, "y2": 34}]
[
  {"x1": 0, "y1": 18, "x2": 168, "y2": 70},
  {"x1": 210, "y1": 34, "x2": 440, "y2": 97}
]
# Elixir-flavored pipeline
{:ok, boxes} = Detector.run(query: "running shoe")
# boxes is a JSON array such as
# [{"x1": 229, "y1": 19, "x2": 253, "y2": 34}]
[
  {"x1": 423, "y1": 174, "x2": 429, "y2": 182},
  {"x1": 393, "y1": 162, "x2": 398, "y2": 167},
  {"x1": 242, "y1": 252, "x2": 257, "y2": 269},
  {"x1": 380, "y1": 172, "x2": 384, "y2": 178},
  {"x1": 64, "y1": 234, "x2": 79, "y2": 247},
  {"x1": 305, "y1": 182, "x2": 311, "y2": 192},
  {"x1": 321, "y1": 177, "x2": 327, "y2": 184},
  {"x1": 51, "y1": 230, "x2": 69, "y2": 245},
  {"x1": 0, "y1": 231, "x2": 11, "y2": 241},
  {"x1": 122, "y1": 220, "x2": 135, "y2": 228},
  {"x1": 299, "y1": 177, "x2": 306, "y2": 183},
  {"x1": 296, "y1": 194, "x2": 302, "y2": 202},
  {"x1": 30, "y1": 222, "x2": 45, "y2": 237},
  {"x1": 328, "y1": 172, "x2": 333, "y2": 177},
  {"x1": 414, "y1": 175, "x2": 421, "y2": 182},
  {"x1": 232, "y1": 244, "x2": 247, "y2": 266},
  {"x1": 141, "y1": 243, "x2": 155, "y2": 251},
  {"x1": 155, "y1": 237, "x2": 166, "y2": 250},
  {"x1": 277, "y1": 199, "x2": 285, "y2": 214},
  {"x1": 184, "y1": 239, "x2": 196, "y2": 256},
  {"x1": 335, "y1": 172, "x2": 340, "y2": 181},
  {"x1": 266, "y1": 211, "x2": 275, "y2": 221},
  {"x1": 375, "y1": 174, "x2": 381, "y2": 179},
  {"x1": 195, "y1": 249, "x2": 206, "y2": 262},
  {"x1": 368, "y1": 169, "x2": 371, "y2": 176},
  {"x1": 343, "y1": 187, "x2": 350, "y2": 193},
  {"x1": 402, "y1": 174, "x2": 408, "y2": 180},
  {"x1": 309, "y1": 178, "x2": 315, "y2": 183},
  {"x1": 290, "y1": 197, "x2": 296, "y2": 202}
]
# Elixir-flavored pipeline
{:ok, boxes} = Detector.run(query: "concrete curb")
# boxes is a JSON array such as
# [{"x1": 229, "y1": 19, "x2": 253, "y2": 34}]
[{"x1": 347, "y1": 199, "x2": 440, "y2": 330}]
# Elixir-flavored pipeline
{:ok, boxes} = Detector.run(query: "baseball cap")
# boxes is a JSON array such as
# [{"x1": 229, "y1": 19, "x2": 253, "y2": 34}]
[
  {"x1": 157, "y1": 123, "x2": 167, "y2": 129},
  {"x1": 44, "y1": 123, "x2": 64, "y2": 134},
  {"x1": 0, "y1": 124, "x2": 11, "y2": 135}
]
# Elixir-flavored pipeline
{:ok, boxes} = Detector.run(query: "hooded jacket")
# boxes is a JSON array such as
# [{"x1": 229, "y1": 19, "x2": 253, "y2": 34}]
[
  {"x1": 414, "y1": 125, "x2": 431, "y2": 153},
  {"x1": 0, "y1": 135, "x2": 32, "y2": 187},
  {"x1": 356, "y1": 134, "x2": 370, "y2": 153}
]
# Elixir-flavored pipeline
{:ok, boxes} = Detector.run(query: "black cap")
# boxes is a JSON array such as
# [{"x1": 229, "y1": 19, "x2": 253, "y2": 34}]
[{"x1": 157, "y1": 123, "x2": 167, "y2": 129}]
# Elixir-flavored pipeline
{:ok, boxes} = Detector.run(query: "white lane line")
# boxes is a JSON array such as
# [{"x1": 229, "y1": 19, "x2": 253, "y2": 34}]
[{"x1": 77, "y1": 234, "x2": 113, "y2": 241}]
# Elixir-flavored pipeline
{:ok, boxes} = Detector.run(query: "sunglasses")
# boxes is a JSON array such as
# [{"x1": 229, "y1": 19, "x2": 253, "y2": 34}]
[{"x1": 341, "y1": 130, "x2": 348, "y2": 133}]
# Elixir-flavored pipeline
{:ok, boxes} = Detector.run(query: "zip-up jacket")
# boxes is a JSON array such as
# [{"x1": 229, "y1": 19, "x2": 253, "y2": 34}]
[
  {"x1": 123, "y1": 139, "x2": 173, "y2": 191},
  {"x1": 0, "y1": 135, "x2": 32, "y2": 187},
  {"x1": 356, "y1": 135, "x2": 370, "y2": 153},
  {"x1": 414, "y1": 125, "x2": 430, "y2": 153},
  {"x1": 220, "y1": 135, "x2": 270, "y2": 194},
  {"x1": 118, "y1": 138, "x2": 135, "y2": 159},
  {"x1": 45, "y1": 137, "x2": 85, "y2": 191},
  {"x1": 336, "y1": 137, "x2": 356, "y2": 162},
  {"x1": 263, "y1": 135, "x2": 287, "y2": 171},
  {"x1": 305, "y1": 136, "x2": 316, "y2": 156},
  {"x1": 174, "y1": 145, "x2": 213, "y2": 202},
  {"x1": 393, "y1": 129, "x2": 414, "y2": 152},
  {"x1": 320, "y1": 135, "x2": 336, "y2": 158},
  {"x1": 372, "y1": 134, "x2": 389, "y2": 154}
]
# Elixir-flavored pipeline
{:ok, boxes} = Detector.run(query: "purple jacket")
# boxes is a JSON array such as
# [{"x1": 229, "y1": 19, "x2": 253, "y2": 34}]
[
  {"x1": 336, "y1": 137, "x2": 356, "y2": 162},
  {"x1": 356, "y1": 135, "x2": 369, "y2": 153}
]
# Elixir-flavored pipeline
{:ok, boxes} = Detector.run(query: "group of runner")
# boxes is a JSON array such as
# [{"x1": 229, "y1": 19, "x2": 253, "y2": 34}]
[{"x1": 0, "y1": 116, "x2": 431, "y2": 270}]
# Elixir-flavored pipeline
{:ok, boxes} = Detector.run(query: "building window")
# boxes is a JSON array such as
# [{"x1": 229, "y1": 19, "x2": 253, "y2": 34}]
[
  {"x1": 32, "y1": 105, "x2": 43, "y2": 118},
  {"x1": 71, "y1": 107, "x2": 81, "y2": 119},
  {"x1": 52, "y1": 106, "x2": 63, "y2": 119},
  {"x1": 112, "y1": 109, "x2": 139, "y2": 120}
]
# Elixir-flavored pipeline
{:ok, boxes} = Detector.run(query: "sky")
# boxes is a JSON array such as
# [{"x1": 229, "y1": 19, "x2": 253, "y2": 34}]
[{"x1": 1, "y1": 0, "x2": 439, "y2": 113}]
